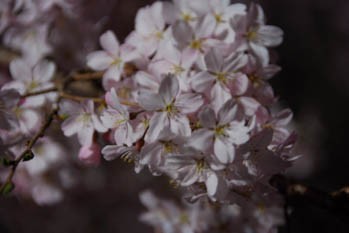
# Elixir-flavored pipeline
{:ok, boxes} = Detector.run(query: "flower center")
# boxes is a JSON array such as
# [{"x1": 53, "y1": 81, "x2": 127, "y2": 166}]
[
  {"x1": 164, "y1": 141, "x2": 178, "y2": 153},
  {"x1": 196, "y1": 158, "x2": 207, "y2": 173},
  {"x1": 215, "y1": 72, "x2": 228, "y2": 83},
  {"x1": 247, "y1": 30, "x2": 258, "y2": 41},
  {"x1": 111, "y1": 57, "x2": 122, "y2": 66},
  {"x1": 181, "y1": 13, "x2": 194, "y2": 22},
  {"x1": 155, "y1": 31, "x2": 164, "y2": 39},
  {"x1": 249, "y1": 74, "x2": 262, "y2": 88},
  {"x1": 189, "y1": 39, "x2": 203, "y2": 50},
  {"x1": 164, "y1": 102, "x2": 178, "y2": 116},
  {"x1": 171, "y1": 65, "x2": 185, "y2": 75},
  {"x1": 215, "y1": 13, "x2": 223, "y2": 23},
  {"x1": 28, "y1": 81, "x2": 39, "y2": 91}
]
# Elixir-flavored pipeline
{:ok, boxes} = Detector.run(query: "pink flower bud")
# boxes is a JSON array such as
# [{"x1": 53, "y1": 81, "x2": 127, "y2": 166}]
[{"x1": 78, "y1": 143, "x2": 101, "y2": 166}]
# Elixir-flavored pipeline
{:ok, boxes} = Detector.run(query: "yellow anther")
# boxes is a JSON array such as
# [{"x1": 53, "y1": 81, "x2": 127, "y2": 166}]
[
  {"x1": 114, "y1": 119, "x2": 126, "y2": 127},
  {"x1": 247, "y1": 30, "x2": 258, "y2": 41},
  {"x1": 171, "y1": 66, "x2": 185, "y2": 75},
  {"x1": 179, "y1": 213, "x2": 189, "y2": 224},
  {"x1": 182, "y1": 13, "x2": 193, "y2": 22},
  {"x1": 215, "y1": 72, "x2": 227, "y2": 83},
  {"x1": 28, "y1": 81, "x2": 39, "y2": 91},
  {"x1": 215, "y1": 13, "x2": 223, "y2": 23},
  {"x1": 215, "y1": 125, "x2": 226, "y2": 136},
  {"x1": 111, "y1": 57, "x2": 122, "y2": 66},
  {"x1": 155, "y1": 31, "x2": 164, "y2": 39},
  {"x1": 196, "y1": 159, "x2": 206, "y2": 173}
]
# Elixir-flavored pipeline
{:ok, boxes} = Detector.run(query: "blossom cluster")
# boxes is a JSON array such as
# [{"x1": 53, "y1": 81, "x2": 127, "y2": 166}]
[{"x1": 0, "y1": 0, "x2": 299, "y2": 232}]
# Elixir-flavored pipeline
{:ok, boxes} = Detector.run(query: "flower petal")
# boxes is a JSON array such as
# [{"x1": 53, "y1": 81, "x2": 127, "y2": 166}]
[
  {"x1": 214, "y1": 137, "x2": 235, "y2": 164},
  {"x1": 159, "y1": 74, "x2": 179, "y2": 105},
  {"x1": 99, "y1": 30, "x2": 120, "y2": 57},
  {"x1": 87, "y1": 51, "x2": 113, "y2": 71}
]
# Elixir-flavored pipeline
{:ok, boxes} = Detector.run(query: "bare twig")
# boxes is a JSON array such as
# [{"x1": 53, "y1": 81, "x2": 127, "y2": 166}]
[
  {"x1": 0, "y1": 108, "x2": 58, "y2": 194},
  {"x1": 22, "y1": 87, "x2": 59, "y2": 98},
  {"x1": 59, "y1": 91, "x2": 105, "y2": 103}
]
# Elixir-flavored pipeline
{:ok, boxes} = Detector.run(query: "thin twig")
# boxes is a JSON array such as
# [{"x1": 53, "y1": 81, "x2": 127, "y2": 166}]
[
  {"x1": 0, "y1": 108, "x2": 58, "y2": 193},
  {"x1": 22, "y1": 87, "x2": 58, "y2": 98},
  {"x1": 59, "y1": 92, "x2": 105, "y2": 103}
]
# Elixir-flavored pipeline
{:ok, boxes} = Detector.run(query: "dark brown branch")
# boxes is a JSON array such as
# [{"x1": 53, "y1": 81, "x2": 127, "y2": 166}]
[
  {"x1": 59, "y1": 91, "x2": 105, "y2": 103},
  {"x1": 0, "y1": 108, "x2": 58, "y2": 194},
  {"x1": 22, "y1": 87, "x2": 58, "y2": 98}
]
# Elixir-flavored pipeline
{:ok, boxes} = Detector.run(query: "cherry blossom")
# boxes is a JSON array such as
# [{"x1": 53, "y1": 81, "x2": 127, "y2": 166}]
[
  {"x1": 138, "y1": 74, "x2": 203, "y2": 142},
  {"x1": 59, "y1": 100, "x2": 107, "y2": 146}
]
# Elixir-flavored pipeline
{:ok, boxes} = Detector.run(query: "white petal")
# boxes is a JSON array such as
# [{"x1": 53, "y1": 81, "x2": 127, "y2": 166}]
[
  {"x1": 91, "y1": 114, "x2": 107, "y2": 133},
  {"x1": 249, "y1": 42, "x2": 269, "y2": 67},
  {"x1": 257, "y1": 25, "x2": 283, "y2": 47},
  {"x1": 229, "y1": 73, "x2": 249, "y2": 96},
  {"x1": 10, "y1": 58, "x2": 32, "y2": 81},
  {"x1": 218, "y1": 99, "x2": 238, "y2": 126},
  {"x1": 214, "y1": 138, "x2": 235, "y2": 164},
  {"x1": 239, "y1": 97, "x2": 260, "y2": 116},
  {"x1": 77, "y1": 123, "x2": 94, "y2": 145},
  {"x1": 102, "y1": 145, "x2": 127, "y2": 161},
  {"x1": 99, "y1": 30, "x2": 120, "y2": 57},
  {"x1": 190, "y1": 71, "x2": 215, "y2": 92},
  {"x1": 138, "y1": 90, "x2": 164, "y2": 111},
  {"x1": 175, "y1": 93, "x2": 203, "y2": 114},
  {"x1": 145, "y1": 112, "x2": 168, "y2": 142},
  {"x1": 106, "y1": 88, "x2": 127, "y2": 115},
  {"x1": 33, "y1": 60, "x2": 55, "y2": 83},
  {"x1": 86, "y1": 51, "x2": 113, "y2": 71},
  {"x1": 61, "y1": 116, "x2": 83, "y2": 136},
  {"x1": 170, "y1": 115, "x2": 191, "y2": 137},
  {"x1": 205, "y1": 172, "x2": 218, "y2": 197},
  {"x1": 159, "y1": 74, "x2": 180, "y2": 105},
  {"x1": 198, "y1": 106, "x2": 216, "y2": 128},
  {"x1": 187, "y1": 129, "x2": 214, "y2": 152},
  {"x1": 205, "y1": 48, "x2": 223, "y2": 72}
]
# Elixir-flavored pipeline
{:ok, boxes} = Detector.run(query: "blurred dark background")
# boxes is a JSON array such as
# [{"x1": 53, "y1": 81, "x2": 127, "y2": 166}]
[{"x1": 1, "y1": 0, "x2": 349, "y2": 232}]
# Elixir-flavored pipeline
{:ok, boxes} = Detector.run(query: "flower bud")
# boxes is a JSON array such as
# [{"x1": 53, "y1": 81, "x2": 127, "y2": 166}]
[{"x1": 78, "y1": 143, "x2": 101, "y2": 166}]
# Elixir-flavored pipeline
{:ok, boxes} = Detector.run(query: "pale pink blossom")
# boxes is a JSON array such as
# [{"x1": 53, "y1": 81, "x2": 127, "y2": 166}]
[
  {"x1": 87, "y1": 30, "x2": 137, "y2": 89},
  {"x1": 138, "y1": 74, "x2": 203, "y2": 142},
  {"x1": 231, "y1": 3, "x2": 283, "y2": 66},
  {"x1": 59, "y1": 100, "x2": 107, "y2": 146},
  {"x1": 101, "y1": 88, "x2": 136, "y2": 146}
]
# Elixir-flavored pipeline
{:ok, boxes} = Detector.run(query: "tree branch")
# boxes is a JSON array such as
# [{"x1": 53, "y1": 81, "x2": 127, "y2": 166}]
[{"x1": 0, "y1": 108, "x2": 59, "y2": 194}]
